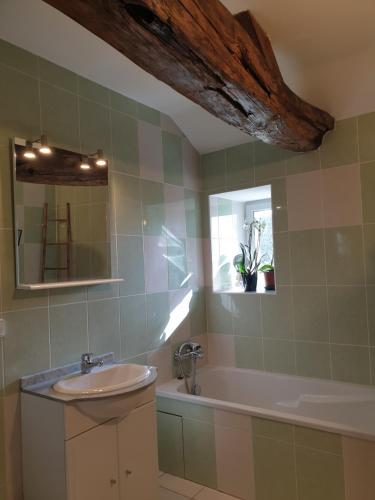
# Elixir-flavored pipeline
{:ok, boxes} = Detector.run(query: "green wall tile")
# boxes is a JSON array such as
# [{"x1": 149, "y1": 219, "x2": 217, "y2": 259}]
[
  {"x1": 163, "y1": 131, "x2": 183, "y2": 186},
  {"x1": 262, "y1": 286, "x2": 293, "y2": 339},
  {"x1": 364, "y1": 224, "x2": 375, "y2": 285},
  {"x1": 321, "y1": 117, "x2": 358, "y2": 169},
  {"x1": 234, "y1": 336, "x2": 263, "y2": 369},
  {"x1": 293, "y1": 286, "x2": 329, "y2": 341},
  {"x1": 226, "y1": 143, "x2": 253, "y2": 188},
  {"x1": 167, "y1": 236, "x2": 187, "y2": 290},
  {"x1": 201, "y1": 151, "x2": 226, "y2": 190},
  {"x1": 367, "y1": 286, "x2": 375, "y2": 345},
  {"x1": 232, "y1": 293, "x2": 261, "y2": 336},
  {"x1": 110, "y1": 91, "x2": 138, "y2": 117},
  {"x1": 120, "y1": 295, "x2": 148, "y2": 358},
  {"x1": 78, "y1": 76, "x2": 109, "y2": 106},
  {"x1": 206, "y1": 292, "x2": 233, "y2": 334},
  {"x1": 189, "y1": 289, "x2": 206, "y2": 335},
  {"x1": 290, "y1": 229, "x2": 325, "y2": 284},
  {"x1": 271, "y1": 178, "x2": 288, "y2": 232},
  {"x1": 253, "y1": 417, "x2": 294, "y2": 442},
  {"x1": 294, "y1": 426, "x2": 342, "y2": 454},
  {"x1": 40, "y1": 81, "x2": 80, "y2": 151},
  {"x1": 111, "y1": 110, "x2": 139, "y2": 176},
  {"x1": 183, "y1": 418, "x2": 217, "y2": 489},
  {"x1": 3, "y1": 308, "x2": 50, "y2": 384},
  {"x1": 117, "y1": 235, "x2": 145, "y2": 296},
  {"x1": 185, "y1": 189, "x2": 202, "y2": 238},
  {"x1": 253, "y1": 435, "x2": 297, "y2": 500},
  {"x1": 254, "y1": 142, "x2": 286, "y2": 181},
  {"x1": 0, "y1": 39, "x2": 38, "y2": 76},
  {"x1": 39, "y1": 59, "x2": 77, "y2": 92},
  {"x1": 360, "y1": 162, "x2": 375, "y2": 223},
  {"x1": 295, "y1": 342, "x2": 331, "y2": 379},
  {"x1": 137, "y1": 102, "x2": 160, "y2": 126},
  {"x1": 296, "y1": 446, "x2": 345, "y2": 500},
  {"x1": 49, "y1": 286, "x2": 87, "y2": 306},
  {"x1": 331, "y1": 344, "x2": 371, "y2": 384},
  {"x1": 286, "y1": 150, "x2": 320, "y2": 176},
  {"x1": 113, "y1": 173, "x2": 142, "y2": 235},
  {"x1": 146, "y1": 292, "x2": 170, "y2": 350},
  {"x1": 0, "y1": 65, "x2": 40, "y2": 139},
  {"x1": 358, "y1": 112, "x2": 375, "y2": 163},
  {"x1": 141, "y1": 179, "x2": 165, "y2": 236},
  {"x1": 328, "y1": 286, "x2": 368, "y2": 345},
  {"x1": 325, "y1": 226, "x2": 364, "y2": 285},
  {"x1": 263, "y1": 338, "x2": 295, "y2": 374},
  {"x1": 50, "y1": 303, "x2": 88, "y2": 367},
  {"x1": 88, "y1": 298, "x2": 120, "y2": 359},
  {"x1": 157, "y1": 412, "x2": 184, "y2": 477},
  {"x1": 79, "y1": 97, "x2": 111, "y2": 154},
  {"x1": 273, "y1": 232, "x2": 291, "y2": 285}
]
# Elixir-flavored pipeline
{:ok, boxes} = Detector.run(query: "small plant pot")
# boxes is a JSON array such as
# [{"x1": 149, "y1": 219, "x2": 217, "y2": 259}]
[
  {"x1": 264, "y1": 270, "x2": 275, "y2": 291},
  {"x1": 243, "y1": 272, "x2": 257, "y2": 292}
]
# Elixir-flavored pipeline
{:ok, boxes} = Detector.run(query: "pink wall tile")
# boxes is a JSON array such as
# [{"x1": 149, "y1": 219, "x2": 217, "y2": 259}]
[
  {"x1": 322, "y1": 164, "x2": 362, "y2": 228},
  {"x1": 286, "y1": 171, "x2": 323, "y2": 231}
]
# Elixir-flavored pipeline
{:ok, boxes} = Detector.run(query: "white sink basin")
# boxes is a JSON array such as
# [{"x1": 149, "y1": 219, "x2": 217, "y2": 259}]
[{"x1": 53, "y1": 364, "x2": 151, "y2": 395}]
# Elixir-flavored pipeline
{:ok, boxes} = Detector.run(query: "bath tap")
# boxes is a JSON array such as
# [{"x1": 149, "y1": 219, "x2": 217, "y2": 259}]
[
  {"x1": 80, "y1": 353, "x2": 104, "y2": 374},
  {"x1": 174, "y1": 342, "x2": 204, "y2": 395}
]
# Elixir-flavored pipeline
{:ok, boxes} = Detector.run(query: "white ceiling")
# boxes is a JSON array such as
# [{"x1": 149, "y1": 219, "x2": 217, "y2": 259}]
[{"x1": 1, "y1": 0, "x2": 375, "y2": 153}]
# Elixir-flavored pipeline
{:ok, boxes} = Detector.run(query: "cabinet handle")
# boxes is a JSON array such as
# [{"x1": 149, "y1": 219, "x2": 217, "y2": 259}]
[
  {"x1": 125, "y1": 469, "x2": 132, "y2": 476},
  {"x1": 110, "y1": 479, "x2": 117, "y2": 486}
]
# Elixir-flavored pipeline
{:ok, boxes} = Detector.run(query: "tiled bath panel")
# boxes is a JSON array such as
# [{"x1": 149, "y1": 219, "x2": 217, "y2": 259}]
[{"x1": 157, "y1": 398, "x2": 375, "y2": 500}]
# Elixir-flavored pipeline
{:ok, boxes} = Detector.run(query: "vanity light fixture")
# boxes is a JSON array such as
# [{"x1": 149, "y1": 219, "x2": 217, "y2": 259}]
[
  {"x1": 80, "y1": 156, "x2": 91, "y2": 170},
  {"x1": 39, "y1": 134, "x2": 52, "y2": 155},
  {"x1": 95, "y1": 149, "x2": 107, "y2": 167},
  {"x1": 23, "y1": 141, "x2": 36, "y2": 159}
]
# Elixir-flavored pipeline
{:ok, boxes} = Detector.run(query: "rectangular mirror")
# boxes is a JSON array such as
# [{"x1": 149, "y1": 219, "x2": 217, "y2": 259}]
[{"x1": 12, "y1": 138, "x2": 115, "y2": 289}]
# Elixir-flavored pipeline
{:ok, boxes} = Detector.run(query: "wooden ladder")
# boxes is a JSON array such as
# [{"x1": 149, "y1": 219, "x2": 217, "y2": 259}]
[{"x1": 40, "y1": 202, "x2": 72, "y2": 282}]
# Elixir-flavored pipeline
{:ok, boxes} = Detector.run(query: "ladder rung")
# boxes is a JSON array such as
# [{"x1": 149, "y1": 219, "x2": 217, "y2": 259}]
[
  {"x1": 48, "y1": 218, "x2": 67, "y2": 222},
  {"x1": 44, "y1": 267, "x2": 68, "y2": 271},
  {"x1": 46, "y1": 242, "x2": 69, "y2": 246}
]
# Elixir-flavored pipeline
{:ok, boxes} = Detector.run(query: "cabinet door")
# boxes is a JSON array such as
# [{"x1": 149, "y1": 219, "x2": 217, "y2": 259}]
[
  {"x1": 66, "y1": 422, "x2": 119, "y2": 500},
  {"x1": 117, "y1": 402, "x2": 159, "y2": 500}
]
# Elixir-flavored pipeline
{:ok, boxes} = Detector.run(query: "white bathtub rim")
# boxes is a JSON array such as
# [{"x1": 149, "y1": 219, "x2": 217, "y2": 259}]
[{"x1": 157, "y1": 365, "x2": 375, "y2": 442}]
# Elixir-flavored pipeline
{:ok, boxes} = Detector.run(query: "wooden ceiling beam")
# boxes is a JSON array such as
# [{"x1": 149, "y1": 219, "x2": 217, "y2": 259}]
[{"x1": 43, "y1": 0, "x2": 334, "y2": 152}]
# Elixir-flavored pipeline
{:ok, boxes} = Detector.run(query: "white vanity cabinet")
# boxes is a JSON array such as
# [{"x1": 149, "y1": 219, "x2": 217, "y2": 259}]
[{"x1": 21, "y1": 384, "x2": 159, "y2": 500}]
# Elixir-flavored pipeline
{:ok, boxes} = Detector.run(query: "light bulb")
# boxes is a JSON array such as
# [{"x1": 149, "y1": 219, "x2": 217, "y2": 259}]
[
  {"x1": 95, "y1": 149, "x2": 107, "y2": 167},
  {"x1": 23, "y1": 141, "x2": 36, "y2": 159},
  {"x1": 39, "y1": 134, "x2": 52, "y2": 155},
  {"x1": 80, "y1": 157, "x2": 91, "y2": 170}
]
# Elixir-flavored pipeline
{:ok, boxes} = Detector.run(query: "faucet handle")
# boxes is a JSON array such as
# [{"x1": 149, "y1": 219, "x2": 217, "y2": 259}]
[{"x1": 81, "y1": 352, "x2": 93, "y2": 362}]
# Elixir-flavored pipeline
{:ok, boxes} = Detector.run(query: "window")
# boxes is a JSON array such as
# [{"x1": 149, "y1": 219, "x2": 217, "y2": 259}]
[{"x1": 209, "y1": 185, "x2": 275, "y2": 293}]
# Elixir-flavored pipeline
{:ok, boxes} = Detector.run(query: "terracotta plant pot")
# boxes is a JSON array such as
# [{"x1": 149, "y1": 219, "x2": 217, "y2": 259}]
[{"x1": 264, "y1": 270, "x2": 275, "y2": 291}]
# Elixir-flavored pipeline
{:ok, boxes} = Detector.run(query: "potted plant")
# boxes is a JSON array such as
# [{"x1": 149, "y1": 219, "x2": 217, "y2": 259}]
[
  {"x1": 259, "y1": 259, "x2": 275, "y2": 291},
  {"x1": 233, "y1": 219, "x2": 266, "y2": 292}
]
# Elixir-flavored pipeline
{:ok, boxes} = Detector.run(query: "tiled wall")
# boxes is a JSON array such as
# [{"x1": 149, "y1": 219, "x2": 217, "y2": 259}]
[
  {"x1": 0, "y1": 39, "x2": 206, "y2": 499},
  {"x1": 202, "y1": 114, "x2": 375, "y2": 387},
  {"x1": 158, "y1": 397, "x2": 375, "y2": 500}
]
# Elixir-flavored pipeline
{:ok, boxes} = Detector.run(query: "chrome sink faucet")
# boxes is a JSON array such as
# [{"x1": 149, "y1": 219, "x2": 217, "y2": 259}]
[{"x1": 80, "y1": 353, "x2": 104, "y2": 374}]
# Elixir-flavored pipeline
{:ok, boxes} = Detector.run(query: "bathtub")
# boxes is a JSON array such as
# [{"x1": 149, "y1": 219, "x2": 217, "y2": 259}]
[
  {"x1": 157, "y1": 364, "x2": 375, "y2": 440},
  {"x1": 156, "y1": 365, "x2": 375, "y2": 499}
]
